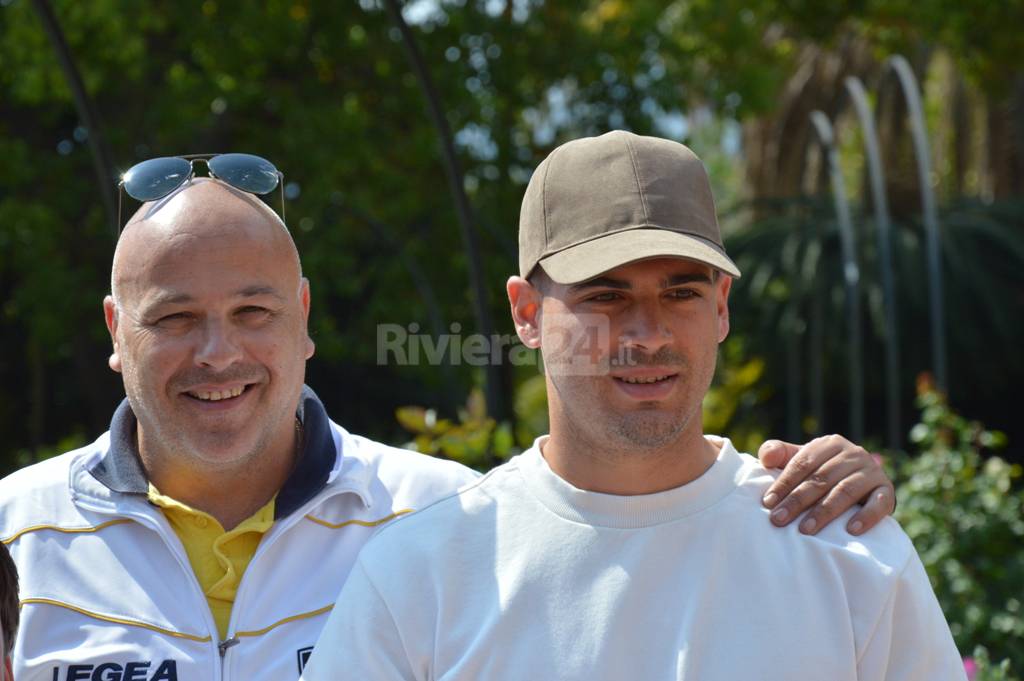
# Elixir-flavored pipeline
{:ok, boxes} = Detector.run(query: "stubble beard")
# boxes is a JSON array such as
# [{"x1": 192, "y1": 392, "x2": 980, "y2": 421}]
[
  {"x1": 610, "y1": 405, "x2": 692, "y2": 450},
  {"x1": 551, "y1": 375, "x2": 696, "y2": 463},
  {"x1": 549, "y1": 343, "x2": 716, "y2": 461},
  {"x1": 123, "y1": 362, "x2": 282, "y2": 475},
  {"x1": 132, "y1": 392, "x2": 272, "y2": 475}
]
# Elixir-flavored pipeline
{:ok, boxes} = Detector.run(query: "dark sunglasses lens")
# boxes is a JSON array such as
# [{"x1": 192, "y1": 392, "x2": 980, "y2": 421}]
[
  {"x1": 208, "y1": 153, "x2": 280, "y2": 195},
  {"x1": 122, "y1": 157, "x2": 193, "y2": 201}
]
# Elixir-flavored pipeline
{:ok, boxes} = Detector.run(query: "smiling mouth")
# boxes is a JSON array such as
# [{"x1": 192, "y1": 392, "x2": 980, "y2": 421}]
[
  {"x1": 185, "y1": 384, "x2": 254, "y2": 402},
  {"x1": 614, "y1": 374, "x2": 677, "y2": 385}
]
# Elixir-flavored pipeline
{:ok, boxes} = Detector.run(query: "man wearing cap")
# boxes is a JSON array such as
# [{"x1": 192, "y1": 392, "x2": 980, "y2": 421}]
[
  {"x1": 2, "y1": 154, "x2": 892, "y2": 680},
  {"x1": 302, "y1": 132, "x2": 964, "y2": 680}
]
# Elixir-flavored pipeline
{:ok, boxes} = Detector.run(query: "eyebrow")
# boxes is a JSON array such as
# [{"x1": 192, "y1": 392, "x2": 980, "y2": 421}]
[
  {"x1": 569, "y1": 276, "x2": 631, "y2": 293},
  {"x1": 665, "y1": 272, "x2": 714, "y2": 287},
  {"x1": 237, "y1": 285, "x2": 286, "y2": 301},
  {"x1": 569, "y1": 271, "x2": 713, "y2": 293},
  {"x1": 145, "y1": 291, "x2": 194, "y2": 308},
  {"x1": 144, "y1": 285, "x2": 285, "y2": 309}
]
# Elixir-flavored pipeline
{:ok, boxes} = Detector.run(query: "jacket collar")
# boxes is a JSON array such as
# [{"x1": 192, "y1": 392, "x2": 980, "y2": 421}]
[{"x1": 87, "y1": 385, "x2": 338, "y2": 520}]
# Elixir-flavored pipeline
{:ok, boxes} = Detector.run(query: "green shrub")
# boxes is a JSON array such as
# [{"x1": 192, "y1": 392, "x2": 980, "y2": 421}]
[
  {"x1": 966, "y1": 646, "x2": 1016, "y2": 680},
  {"x1": 396, "y1": 387, "x2": 517, "y2": 471},
  {"x1": 892, "y1": 377, "x2": 1023, "y2": 677}
]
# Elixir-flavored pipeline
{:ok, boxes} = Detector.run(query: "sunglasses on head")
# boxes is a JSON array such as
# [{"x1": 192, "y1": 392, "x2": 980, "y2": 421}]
[{"x1": 117, "y1": 153, "x2": 285, "y2": 233}]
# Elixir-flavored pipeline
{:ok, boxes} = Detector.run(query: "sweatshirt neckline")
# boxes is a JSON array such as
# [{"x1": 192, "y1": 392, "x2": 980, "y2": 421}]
[{"x1": 517, "y1": 436, "x2": 744, "y2": 529}]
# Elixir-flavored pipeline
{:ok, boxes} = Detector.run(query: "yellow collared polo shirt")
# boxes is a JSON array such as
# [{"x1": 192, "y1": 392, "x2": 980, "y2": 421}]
[{"x1": 148, "y1": 485, "x2": 275, "y2": 640}]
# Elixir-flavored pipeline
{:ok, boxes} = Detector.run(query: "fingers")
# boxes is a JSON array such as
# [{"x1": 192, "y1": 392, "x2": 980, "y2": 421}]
[
  {"x1": 762, "y1": 433, "x2": 897, "y2": 535},
  {"x1": 757, "y1": 439, "x2": 800, "y2": 470},
  {"x1": 761, "y1": 435, "x2": 847, "y2": 514},
  {"x1": 792, "y1": 469, "x2": 874, "y2": 534},
  {"x1": 845, "y1": 485, "x2": 897, "y2": 535},
  {"x1": 766, "y1": 448, "x2": 862, "y2": 529}
]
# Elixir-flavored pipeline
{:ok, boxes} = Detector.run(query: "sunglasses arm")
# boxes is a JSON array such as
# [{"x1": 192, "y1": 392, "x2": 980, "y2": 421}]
[
  {"x1": 116, "y1": 181, "x2": 125, "y2": 239},
  {"x1": 278, "y1": 172, "x2": 286, "y2": 223}
]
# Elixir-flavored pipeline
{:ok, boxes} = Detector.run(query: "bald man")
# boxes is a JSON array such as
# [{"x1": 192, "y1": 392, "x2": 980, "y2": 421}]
[{"x1": 1, "y1": 174, "x2": 894, "y2": 680}]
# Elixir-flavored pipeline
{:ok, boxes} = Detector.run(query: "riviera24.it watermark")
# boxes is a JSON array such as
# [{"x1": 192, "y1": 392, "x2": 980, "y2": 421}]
[{"x1": 376, "y1": 315, "x2": 633, "y2": 376}]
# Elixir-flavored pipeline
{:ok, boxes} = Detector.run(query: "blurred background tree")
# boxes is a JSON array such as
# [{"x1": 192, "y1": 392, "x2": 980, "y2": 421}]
[{"x1": 2, "y1": 0, "x2": 1021, "y2": 465}]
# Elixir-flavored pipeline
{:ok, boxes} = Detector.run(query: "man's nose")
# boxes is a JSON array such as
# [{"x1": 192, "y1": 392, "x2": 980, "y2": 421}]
[
  {"x1": 194, "y1": 319, "x2": 243, "y2": 371},
  {"x1": 619, "y1": 299, "x2": 673, "y2": 352}
]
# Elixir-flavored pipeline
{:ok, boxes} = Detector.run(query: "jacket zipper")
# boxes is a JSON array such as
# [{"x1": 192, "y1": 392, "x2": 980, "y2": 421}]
[
  {"x1": 217, "y1": 484, "x2": 368, "y2": 678},
  {"x1": 218, "y1": 637, "x2": 240, "y2": 657}
]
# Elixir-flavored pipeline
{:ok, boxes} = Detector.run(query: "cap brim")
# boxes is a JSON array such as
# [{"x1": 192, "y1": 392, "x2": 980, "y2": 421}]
[{"x1": 537, "y1": 228, "x2": 741, "y2": 284}]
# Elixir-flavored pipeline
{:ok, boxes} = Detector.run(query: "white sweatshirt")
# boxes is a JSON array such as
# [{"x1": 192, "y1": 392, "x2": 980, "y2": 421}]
[{"x1": 303, "y1": 437, "x2": 966, "y2": 681}]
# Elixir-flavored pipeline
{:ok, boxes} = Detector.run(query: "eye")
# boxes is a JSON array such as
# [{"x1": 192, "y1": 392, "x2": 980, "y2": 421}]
[
  {"x1": 586, "y1": 292, "x2": 622, "y2": 303},
  {"x1": 668, "y1": 288, "x2": 700, "y2": 300},
  {"x1": 153, "y1": 312, "x2": 194, "y2": 328},
  {"x1": 160, "y1": 312, "x2": 190, "y2": 322},
  {"x1": 237, "y1": 306, "x2": 274, "y2": 321}
]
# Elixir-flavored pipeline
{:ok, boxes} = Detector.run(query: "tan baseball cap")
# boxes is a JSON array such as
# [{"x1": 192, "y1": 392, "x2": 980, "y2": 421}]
[{"x1": 518, "y1": 130, "x2": 740, "y2": 284}]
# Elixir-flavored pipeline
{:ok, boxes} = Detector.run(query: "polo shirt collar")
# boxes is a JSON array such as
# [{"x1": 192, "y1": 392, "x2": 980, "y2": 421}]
[{"x1": 87, "y1": 385, "x2": 338, "y2": 520}]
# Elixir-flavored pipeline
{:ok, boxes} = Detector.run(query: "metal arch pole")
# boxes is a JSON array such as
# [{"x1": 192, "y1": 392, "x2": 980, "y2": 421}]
[
  {"x1": 810, "y1": 111, "x2": 865, "y2": 443},
  {"x1": 845, "y1": 76, "x2": 902, "y2": 450},
  {"x1": 886, "y1": 55, "x2": 948, "y2": 395}
]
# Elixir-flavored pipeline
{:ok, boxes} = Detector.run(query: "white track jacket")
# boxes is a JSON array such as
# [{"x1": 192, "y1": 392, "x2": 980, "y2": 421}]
[{"x1": 0, "y1": 387, "x2": 477, "y2": 681}]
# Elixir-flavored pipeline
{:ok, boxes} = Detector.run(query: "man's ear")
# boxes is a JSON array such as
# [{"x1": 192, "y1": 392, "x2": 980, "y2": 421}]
[
  {"x1": 103, "y1": 295, "x2": 123, "y2": 373},
  {"x1": 507, "y1": 276, "x2": 542, "y2": 349},
  {"x1": 299, "y1": 277, "x2": 315, "y2": 360},
  {"x1": 716, "y1": 274, "x2": 732, "y2": 343}
]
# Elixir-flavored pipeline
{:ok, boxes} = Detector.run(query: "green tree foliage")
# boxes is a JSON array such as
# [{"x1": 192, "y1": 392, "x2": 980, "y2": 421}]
[{"x1": 1, "y1": 0, "x2": 1021, "y2": 471}]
